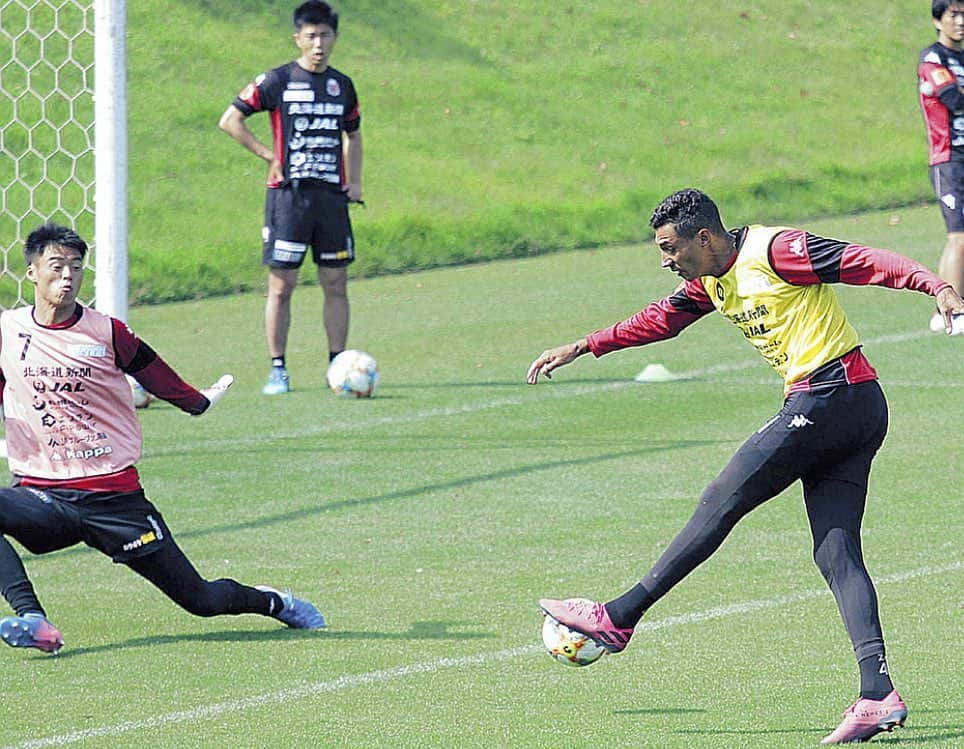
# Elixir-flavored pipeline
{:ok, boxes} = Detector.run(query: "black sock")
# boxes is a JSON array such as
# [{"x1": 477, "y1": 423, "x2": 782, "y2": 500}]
[
  {"x1": 604, "y1": 583, "x2": 655, "y2": 629},
  {"x1": 858, "y1": 653, "x2": 894, "y2": 701},
  {"x1": 262, "y1": 590, "x2": 285, "y2": 617},
  {"x1": 329, "y1": 350, "x2": 343, "y2": 363},
  {"x1": 271, "y1": 356, "x2": 286, "y2": 369}
]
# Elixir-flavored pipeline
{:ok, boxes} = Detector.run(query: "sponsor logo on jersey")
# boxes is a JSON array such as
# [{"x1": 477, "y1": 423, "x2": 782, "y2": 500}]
[
  {"x1": 932, "y1": 67, "x2": 954, "y2": 87},
  {"x1": 738, "y1": 273, "x2": 772, "y2": 295},
  {"x1": 787, "y1": 414, "x2": 814, "y2": 429},
  {"x1": 68, "y1": 344, "x2": 106, "y2": 357},
  {"x1": 283, "y1": 89, "x2": 315, "y2": 102},
  {"x1": 287, "y1": 81, "x2": 310, "y2": 89},
  {"x1": 326, "y1": 78, "x2": 341, "y2": 96},
  {"x1": 56, "y1": 444, "x2": 114, "y2": 461},
  {"x1": 788, "y1": 235, "x2": 806, "y2": 257}
]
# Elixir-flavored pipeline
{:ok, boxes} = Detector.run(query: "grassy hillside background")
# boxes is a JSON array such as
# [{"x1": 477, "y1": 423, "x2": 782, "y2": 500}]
[{"x1": 8, "y1": 1, "x2": 946, "y2": 302}]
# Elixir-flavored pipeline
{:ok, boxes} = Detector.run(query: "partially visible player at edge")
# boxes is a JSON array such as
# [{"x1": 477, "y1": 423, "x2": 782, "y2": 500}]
[
  {"x1": 219, "y1": 0, "x2": 362, "y2": 395},
  {"x1": 918, "y1": 0, "x2": 964, "y2": 334},
  {"x1": 526, "y1": 189, "x2": 964, "y2": 745},
  {"x1": 0, "y1": 224, "x2": 325, "y2": 656}
]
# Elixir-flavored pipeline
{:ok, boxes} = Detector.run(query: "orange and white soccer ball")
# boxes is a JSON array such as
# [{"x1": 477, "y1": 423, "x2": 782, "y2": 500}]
[
  {"x1": 541, "y1": 614, "x2": 606, "y2": 667},
  {"x1": 326, "y1": 350, "x2": 378, "y2": 398}
]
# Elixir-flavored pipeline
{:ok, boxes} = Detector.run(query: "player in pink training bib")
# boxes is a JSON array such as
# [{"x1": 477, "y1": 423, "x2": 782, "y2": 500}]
[{"x1": 0, "y1": 224, "x2": 325, "y2": 656}]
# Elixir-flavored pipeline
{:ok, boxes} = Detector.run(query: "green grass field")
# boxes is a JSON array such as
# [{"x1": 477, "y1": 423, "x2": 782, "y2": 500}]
[
  {"x1": 0, "y1": 204, "x2": 962, "y2": 748},
  {"x1": 0, "y1": 0, "x2": 944, "y2": 303}
]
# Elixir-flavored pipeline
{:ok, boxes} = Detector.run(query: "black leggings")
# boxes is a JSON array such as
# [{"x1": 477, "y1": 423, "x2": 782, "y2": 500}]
[
  {"x1": 125, "y1": 541, "x2": 273, "y2": 618},
  {"x1": 642, "y1": 381, "x2": 889, "y2": 660},
  {"x1": 0, "y1": 485, "x2": 273, "y2": 620}
]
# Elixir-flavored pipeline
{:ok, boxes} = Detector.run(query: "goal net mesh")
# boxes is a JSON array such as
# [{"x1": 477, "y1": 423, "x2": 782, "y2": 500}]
[{"x1": 0, "y1": 0, "x2": 95, "y2": 309}]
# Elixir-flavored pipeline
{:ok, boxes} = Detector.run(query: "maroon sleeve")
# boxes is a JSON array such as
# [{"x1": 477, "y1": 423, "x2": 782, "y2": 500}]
[
  {"x1": 770, "y1": 229, "x2": 951, "y2": 295},
  {"x1": 586, "y1": 279, "x2": 713, "y2": 356},
  {"x1": 112, "y1": 319, "x2": 210, "y2": 415}
]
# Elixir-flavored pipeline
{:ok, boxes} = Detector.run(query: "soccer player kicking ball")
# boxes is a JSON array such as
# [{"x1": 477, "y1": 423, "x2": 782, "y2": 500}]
[
  {"x1": 0, "y1": 224, "x2": 326, "y2": 656},
  {"x1": 526, "y1": 189, "x2": 964, "y2": 745}
]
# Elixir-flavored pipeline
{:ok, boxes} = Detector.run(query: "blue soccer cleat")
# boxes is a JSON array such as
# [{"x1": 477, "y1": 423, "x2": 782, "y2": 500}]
[
  {"x1": 257, "y1": 586, "x2": 326, "y2": 629},
  {"x1": 262, "y1": 366, "x2": 290, "y2": 395},
  {"x1": 0, "y1": 612, "x2": 64, "y2": 654}
]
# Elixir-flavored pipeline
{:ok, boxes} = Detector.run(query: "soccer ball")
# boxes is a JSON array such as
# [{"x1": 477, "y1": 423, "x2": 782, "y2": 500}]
[
  {"x1": 541, "y1": 614, "x2": 606, "y2": 667},
  {"x1": 127, "y1": 375, "x2": 154, "y2": 409},
  {"x1": 326, "y1": 350, "x2": 378, "y2": 398}
]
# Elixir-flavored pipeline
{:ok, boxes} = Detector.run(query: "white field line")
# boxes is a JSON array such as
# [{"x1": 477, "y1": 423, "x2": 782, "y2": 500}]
[
  {"x1": 146, "y1": 330, "x2": 951, "y2": 454},
  {"x1": 9, "y1": 560, "x2": 962, "y2": 749}
]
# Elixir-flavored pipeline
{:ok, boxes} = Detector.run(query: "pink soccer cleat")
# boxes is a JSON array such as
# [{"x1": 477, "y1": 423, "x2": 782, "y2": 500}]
[
  {"x1": 538, "y1": 597, "x2": 633, "y2": 653},
  {"x1": 820, "y1": 690, "x2": 907, "y2": 744},
  {"x1": 0, "y1": 612, "x2": 64, "y2": 654}
]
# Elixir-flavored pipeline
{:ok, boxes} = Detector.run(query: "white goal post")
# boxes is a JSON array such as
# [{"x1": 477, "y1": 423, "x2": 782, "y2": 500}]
[{"x1": 0, "y1": 0, "x2": 127, "y2": 318}]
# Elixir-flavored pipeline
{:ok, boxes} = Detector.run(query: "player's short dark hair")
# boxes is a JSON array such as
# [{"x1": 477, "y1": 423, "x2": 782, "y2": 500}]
[
  {"x1": 649, "y1": 189, "x2": 727, "y2": 239},
  {"x1": 933, "y1": 0, "x2": 964, "y2": 21},
  {"x1": 24, "y1": 223, "x2": 88, "y2": 264},
  {"x1": 294, "y1": 1, "x2": 338, "y2": 31}
]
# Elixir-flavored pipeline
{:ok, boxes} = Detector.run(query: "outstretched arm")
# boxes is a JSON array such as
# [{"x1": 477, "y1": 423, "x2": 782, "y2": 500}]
[
  {"x1": 526, "y1": 281, "x2": 713, "y2": 384},
  {"x1": 771, "y1": 229, "x2": 964, "y2": 332},
  {"x1": 112, "y1": 319, "x2": 225, "y2": 414},
  {"x1": 526, "y1": 338, "x2": 590, "y2": 384}
]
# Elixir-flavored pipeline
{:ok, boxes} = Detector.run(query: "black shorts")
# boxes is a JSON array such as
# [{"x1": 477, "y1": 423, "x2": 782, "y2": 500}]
[
  {"x1": 0, "y1": 486, "x2": 174, "y2": 563},
  {"x1": 930, "y1": 161, "x2": 964, "y2": 233},
  {"x1": 262, "y1": 182, "x2": 355, "y2": 269},
  {"x1": 736, "y1": 379, "x2": 888, "y2": 493}
]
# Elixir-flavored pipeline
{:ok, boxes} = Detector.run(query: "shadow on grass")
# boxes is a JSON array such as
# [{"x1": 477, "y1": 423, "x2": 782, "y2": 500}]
[
  {"x1": 612, "y1": 708, "x2": 706, "y2": 716},
  {"x1": 29, "y1": 439, "x2": 721, "y2": 564},
  {"x1": 54, "y1": 620, "x2": 492, "y2": 659},
  {"x1": 673, "y1": 725, "x2": 964, "y2": 743}
]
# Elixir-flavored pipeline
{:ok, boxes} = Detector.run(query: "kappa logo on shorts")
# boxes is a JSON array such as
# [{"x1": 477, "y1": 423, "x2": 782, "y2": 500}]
[
  {"x1": 942, "y1": 193, "x2": 957, "y2": 210},
  {"x1": 787, "y1": 414, "x2": 814, "y2": 429}
]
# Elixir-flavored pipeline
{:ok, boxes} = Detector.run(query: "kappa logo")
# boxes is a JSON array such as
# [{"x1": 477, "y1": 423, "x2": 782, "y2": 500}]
[
  {"x1": 942, "y1": 193, "x2": 957, "y2": 210},
  {"x1": 787, "y1": 414, "x2": 814, "y2": 429},
  {"x1": 788, "y1": 235, "x2": 806, "y2": 258}
]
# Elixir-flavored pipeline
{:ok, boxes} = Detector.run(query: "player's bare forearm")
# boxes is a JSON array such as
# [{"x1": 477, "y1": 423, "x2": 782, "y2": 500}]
[
  {"x1": 344, "y1": 131, "x2": 363, "y2": 201},
  {"x1": 526, "y1": 338, "x2": 590, "y2": 384},
  {"x1": 219, "y1": 106, "x2": 275, "y2": 163}
]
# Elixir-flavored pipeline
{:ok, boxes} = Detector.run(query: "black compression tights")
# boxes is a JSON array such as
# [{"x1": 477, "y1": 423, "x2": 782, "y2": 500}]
[
  {"x1": 638, "y1": 453, "x2": 887, "y2": 669},
  {"x1": 125, "y1": 542, "x2": 274, "y2": 618}
]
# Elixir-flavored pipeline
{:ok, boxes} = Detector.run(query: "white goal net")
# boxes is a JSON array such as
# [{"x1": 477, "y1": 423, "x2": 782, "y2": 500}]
[{"x1": 0, "y1": 0, "x2": 96, "y2": 309}]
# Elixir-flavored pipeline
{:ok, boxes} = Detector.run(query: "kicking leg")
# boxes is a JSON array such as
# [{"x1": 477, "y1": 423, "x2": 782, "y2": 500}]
[{"x1": 125, "y1": 540, "x2": 325, "y2": 628}]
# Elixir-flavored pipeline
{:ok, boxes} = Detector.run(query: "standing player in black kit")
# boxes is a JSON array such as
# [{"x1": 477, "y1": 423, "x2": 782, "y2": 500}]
[
  {"x1": 220, "y1": 1, "x2": 362, "y2": 395},
  {"x1": 918, "y1": 0, "x2": 964, "y2": 334}
]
